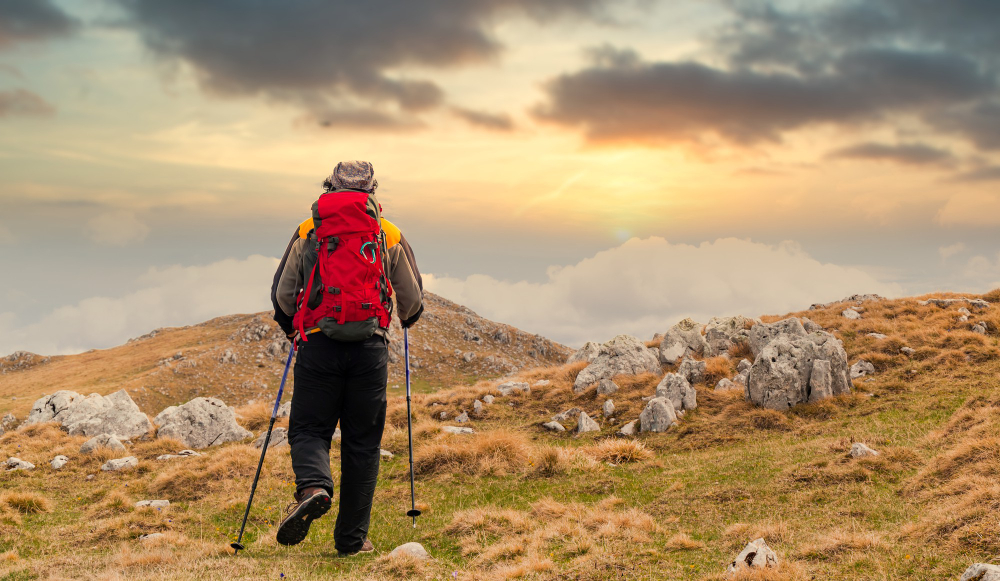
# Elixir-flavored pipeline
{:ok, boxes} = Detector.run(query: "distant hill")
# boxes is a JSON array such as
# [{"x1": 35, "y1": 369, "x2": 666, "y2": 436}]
[{"x1": 0, "y1": 291, "x2": 571, "y2": 417}]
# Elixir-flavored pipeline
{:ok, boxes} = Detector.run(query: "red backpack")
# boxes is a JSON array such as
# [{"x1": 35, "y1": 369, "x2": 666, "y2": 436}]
[{"x1": 293, "y1": 190, "x2": 393, "y2": 341}]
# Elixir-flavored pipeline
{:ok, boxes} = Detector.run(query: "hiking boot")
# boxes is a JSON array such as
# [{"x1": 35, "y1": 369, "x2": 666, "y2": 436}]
[
  {"x1": 338, "y1": 538, "x2": 375, "y2": 557},
  {"x1": 276, "y1": 487, "x2": 331, "y2": 546}
]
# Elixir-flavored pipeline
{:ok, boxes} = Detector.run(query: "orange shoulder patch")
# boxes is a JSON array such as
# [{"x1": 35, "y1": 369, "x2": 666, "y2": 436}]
[
  {"x1": 381, "y1": 218, "x2": 401, "y2": 248},
  {"x1": 298, "y1": 218, "x2": 314, "y2": 239}
]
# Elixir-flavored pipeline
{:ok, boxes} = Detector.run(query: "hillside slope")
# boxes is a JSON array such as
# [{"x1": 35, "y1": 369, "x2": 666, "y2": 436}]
[
  {"x1": 0, "y1": 292, "x2": 570, "y2": 417},
  {"x1": 1, "y1": 289, "x2": 999, "y2": 580}
]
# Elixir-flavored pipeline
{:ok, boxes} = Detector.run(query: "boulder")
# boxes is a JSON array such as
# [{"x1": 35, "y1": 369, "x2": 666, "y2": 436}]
[
  {"x1": 727, "y1": 538, "x2": 778, "y2": 572},
  {"x1": 542, "y1": 421, "x2": 566, "y2": 433},
  {"x1": 655, "y1": 373, "x2": 696, "y2": 412},
  {"x1": 101, "y1": 457, "x2": 138, "y2": 471},
  {"x1": 51, "y1": 455, "x2": 69, "y2": 469},
  {"x1": 26, "y1": 390, "x2": 152, "y2": 439},
  {"x1": 677, "y1": 357, "x2": 706, "y2": 385},
  {"x1": 389, "y1": 542, "x2": 431, "y2": 560},
  {"x1": 800, "y1": 317, "x2": 824, "y2": 333},
  {"x1": 596, "y1": 379, "x2": 619, "y2": 396},
  {"x1": 616, "y1": 420, "x2": 638, "y2": 437},
  {"x1": 153, "y1": 397, "x2": 252, "y2": 449},
  {"x1": 659, "y1": 318, "x2": 708, "y2": 363},
  {"x1": 972, "y1": 322, "x2": 988, "y2": 335},
  {"x1": 850, "y1": 360, "x2": 876, "y2": 379},
  {"x1": 807, "y1": 360, "x2": 833, "y2": 402},
  {"x1": 6, "y1": 457, "x2": 34, "y2": 471},
  {"x1": 715, "y1": 378, "x2": 737, "y2": 392},
  {"x1": 80, "y1": 434, "x2": 126, "y2": 454},
  {"x1": 603, "y1": 400, "x2": 615, "y2": 418},
  {"x1": 704, "y1": 316, "x2": 755, "y2": 357},
  {"x1": 639, "y1": 398, "x2": 676, "y2": 432},
  {"x1": 566, "y1": 341, "x2": 601, "y2": 364},
  {"x1": 1, "y1": 413, "x2": 16, "y2": 430},
  {"x1": 920, "y1": 298, "x2": 990, "y2": 310},
  {"x1": 737, "y1": 359, "x2": 753, "y2": 374},
  {"x1": 276, "y1": 402, "x2": 291, "y2": 418},
  {"x1": 850, "y1": 442, "x2": 879, "y2": 458},
  {"x1": 253, "y1": 427, "x2": 288, "y2": 449},
  {"x1": 749, "y1": 318, "x2": 808, "y2": 358},
  {"x1": 442, "y1": 426, "x2": 474, "y2": 435},
  {"x1": 842, "y1": 309, "x2": 862, "y2": 320},
  {"x1": 135, "y1": 500, "x2": 170, "y2": 509},
  {"x1": 473, "y1": 400, "x2": 483, "y2": 414},
  {"x1": 576, "y1": 411, "x2": 600, "y2": 434},
  {"x1": 220, "y1": 349, "x2": 238, "y2": 364},
  {"x1": 497, "y1": 382, "x2": 530, "y2": 397},
  {"x1": 961, "y1": 564, "x2": 1000, "y2": 581},
  {"x1": 455, "y1": 412, "x2": 470, "y2": 423},
  {"x1": 25, "y1": 390, "x2": 85, "y2": 424},
  {"x1": 552, "y1": 408, "x2": 582, "y2": 423},
  {"x1": 482, "y1": 395, "x2": 495, "y2": 405},
  {"x1": 574, "y1": 335, "x2": 661, "y2": 393}
]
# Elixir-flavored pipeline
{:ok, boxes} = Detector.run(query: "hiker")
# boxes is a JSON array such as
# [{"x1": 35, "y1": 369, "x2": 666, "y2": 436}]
[{"x1": 269, "y1": 160, "x2": 424, "y2": 556}]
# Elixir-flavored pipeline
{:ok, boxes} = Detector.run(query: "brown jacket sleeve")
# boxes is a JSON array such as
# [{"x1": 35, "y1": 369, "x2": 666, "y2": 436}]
[
  {"x1": 275, "y1": 237, "x2": 306, "y2": 319},
  {"x1": 389, "y1": 233, "x2": 424, "y2": 327}
]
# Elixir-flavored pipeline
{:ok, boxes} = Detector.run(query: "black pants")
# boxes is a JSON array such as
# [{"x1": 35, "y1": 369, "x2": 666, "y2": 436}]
[{"x1": 287, "y1": 332, "x2": 388, "y2": 553}]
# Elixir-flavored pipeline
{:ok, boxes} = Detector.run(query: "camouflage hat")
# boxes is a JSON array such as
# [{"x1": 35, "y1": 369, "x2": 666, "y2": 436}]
[{"x1": 327, "y1": 160, "x2": 376, "y2": 191}]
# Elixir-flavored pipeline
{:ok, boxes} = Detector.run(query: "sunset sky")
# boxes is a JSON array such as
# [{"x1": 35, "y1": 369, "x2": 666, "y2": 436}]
[{"x1": 2, "y1": 0, "x2": 999, "y2": 354}]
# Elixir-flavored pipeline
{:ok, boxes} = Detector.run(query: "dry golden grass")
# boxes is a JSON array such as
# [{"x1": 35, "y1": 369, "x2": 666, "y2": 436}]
[
  {"x1": 796, "y1": 530, "x2": 890, "y2": 559},
  {"x1": 414, "y1": 430, "x2": 534, "y2": 477},
  {"x1": 703, "y1": 356, "x2": 733, "y2": 386},
  {"x1": 585, "y1": 439, "x2": 654, "y2": 464},
  {"x1": 665, "y1": 532, "x2": 705, "y2": 552},
  {"x1": 704, "y1": 561, "x2": 811, "y2": 581},
  {"x1": 983, "y1": 287, "x2": 1000, "y2": 303},
  {"x1": 723, "y1": 522, "x2": 791, "y2": 547},
  {"x1": 0, "y1": 491, "x2": 52, "y2": 514}
]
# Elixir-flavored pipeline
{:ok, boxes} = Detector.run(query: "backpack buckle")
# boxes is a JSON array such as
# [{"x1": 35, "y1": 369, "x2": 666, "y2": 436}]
[
  {"x1": 334, "y1": 306, "x2": 342, "y2": 312},
  {"x1": 327, "y1": 287, "x2": 341, "y2": 295},
  {"x1": 361, "y1": 303, "x2": 372, "y2": 310}
]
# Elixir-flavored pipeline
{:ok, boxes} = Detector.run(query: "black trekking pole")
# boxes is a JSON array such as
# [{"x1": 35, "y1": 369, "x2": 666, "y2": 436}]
[
  {"x1": 232, "y1": 342, "x2": 296, "y2": 555},
  {"x1": 404, "y1": 328, "x2": 421, "y2": 528}
]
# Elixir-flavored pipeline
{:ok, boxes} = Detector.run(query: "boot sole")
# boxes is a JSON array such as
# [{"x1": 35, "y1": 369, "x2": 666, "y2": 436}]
[{"x1": 276, "y1": 493, "x2": 331, "y2": 546}]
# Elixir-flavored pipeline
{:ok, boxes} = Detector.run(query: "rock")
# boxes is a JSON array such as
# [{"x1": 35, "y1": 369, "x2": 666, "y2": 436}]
[
  {"x1": 850, "y1": 360, "x2": 876, "y2": 379},
  {"x1": 542, "y1": 421, "x2": 566, "y2": 432},
  {"x1": 462, "y1": 352, "x2": 475, "y2": 362},
  {"x1": 567, "y1": 341, "x2": 601, "y2": 364},
  {"x1": 800, "y1": 317, "x2": 824, "y2": 333},
  {"x1": 900, "y1": 346, "x2": 916, "y2": 356},
  {"x1": 6, "y1": 457, "x2": 34, "y2": 471},
  {"x1": 266, "y1": 340, "x2": 288, "y2": 359},
  {"x1": 972, "y1": 322, "x2": 988, "y2": 335},
  {"x1": 867, "y1": 332, "x2": 887, "y2": 340},
  {"x1": 253, "y1": 427, "x2": 289, "y2": 449},
  {"x1": 655, "y1": 373, "x2": 697, "y2": 412},
  {"x1": 1, "y1": 413, "x2": 16, "y2": 430},
  {"x1": 389, "y1": 542, "x2": 430, "y2": 560},
  {"x1": 842, "y1": 309, "x2": 862, "y2": 320},
  {"x1": 438, "y1": 411, "x2": 449, "y2": 420},
  {"x1": 850, "y1": 442, "x2": 879, "y2": 458},
  {"x1": 156, "y1": 450, "x2": 202, "y2": 460},
  {"x1": 533, "y1": 380, "x2": 551, "y2": 388},
  {"x1": 86, "y1": 474, "x2": 94, "y2": 480},
  {"x1": 596, "y1": 379, "x2": 619, "y2": 396},
  {"x1": 26, "y1": 390, "x2": 153, "y2": 439},
  {"x1": 101, "y1": 457, "x2": 138, "y2": 471},
  {"x1": 442, "y1": 426, "x2": 475, "y2": 435},
  {"x1": 482, "y1": 395, "x2": 495, "y2": 405},
  {"x1": 497, "y1": 381, "x2": 530, "y2": 397},
  {"x1": 276, "y1": 402, "x2": 291, "y2": 418},
  {"x1": 379, "y1": 449, "x2": 394, "y2": 459},
  {"x1": 51, "y1": 455, "x2": 69, "y2": 469},
  {"x1": 135, "y1": 500, "x2": 170, "y2": 509},
  {"x1": 959, "y1": 315, "x2": 970, "y2": 323},
  {"x1": 153, "y1": 397, "x2": 253, "y2": 449},
  {"x1": 574, "y1": 335, "x2": 661, "y2": 393},
  {"x1": 333, "y1": 427, "x2": 341, "y2": 441},
  {"x1": 603, "y1": 400, "x2": 615, "y2": 418},
  {"x1": 659, "y1": 318, "x2": 709, "y2": 363},
  {"x1": 747, "y1": 335, "x2": 852, "y2": 410},
  {"x1": 958, "y1": 307, "x2": 972, "y2": 315},
  {"x1": 704, "y1": 315, "x2": 755, "y2": 357},
  {"x1": 639, "y1": 398, "x2": 677, "y2": 432},
  {"x1": 576, "y1": 411, "x2": 600, "y2": 434},
  {"x1": 715, "y1": 378, "x2": 737, "y2": 391},
  {"x1": 677, "y1": 357, "x2": 706, "y2": 385},
  {"x1": 220, "y1": 349, "x2": 238, "y2": 364},
  {"x1": 25, "y1": 390, "x2": 84, "y2": 424},
  {"x1": 139, "y1": 533, "x2": 165, "y2": 541},
  {"x1": 811, "y1": 294, "x2": 885, "y2": 309},
  {"x1": 733, "y1": 371, "x2": 749, "y2": 386},
  {"x1": 552, "y1": 407, "x2": 583, "y2": 423},
  {"x1": 473, "y1": 400, "x2": 483, "y2": 414},
  {"x1": 616, "y1": 420, "x2": 638, "y2": 437},
  {"x1": 748, "y1": 318, "x2": 809, "y2": 358},
  {"x1": 737, "y1": 359, "x2": 753, "y2": 374},
  {"x1": 919, "y1": 298, "x2": 990, "y2": 310},
  {"x1": 961, "y1": 564, "x2": 1000, "y2": 581},
  {"x1": 807, "y1": 360, "x2": 833, "y2": 402},
  {"x1": 727, "y1": 538, "x2": 778, "y2": 572},
  {"x1": 80, "y1": 434, "x2": 126, "y2": 454},
  {"x1": 455, "y1": 412, "x2": 470, "y2": 423}
]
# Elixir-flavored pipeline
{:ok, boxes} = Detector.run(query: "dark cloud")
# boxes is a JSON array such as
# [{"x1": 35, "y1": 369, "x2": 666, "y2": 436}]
[
  {"x1": 953, "y1": 165, "x2": 1000, "y2": 182},
  {"x1": 115, "y1": 0, "x2": 605, "y2": 128},
  {"x1": 451, "y1": 107, "x2": 514, "y2": 131},
  {"x1": 538, "y1": 1, "x2": 1000, "y2": 149},
  {"x1": 829, "y1": 142, "x2": 954, "y2": 166},
  {"x1": 0, "y1": 0, "x2": 78, "y2": 49},
  {"x1": 0, "y1": 89, "x2": 55, "y2": 118}
]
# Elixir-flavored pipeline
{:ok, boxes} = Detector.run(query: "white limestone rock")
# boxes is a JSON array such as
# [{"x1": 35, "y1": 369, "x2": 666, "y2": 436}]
[
  {"x1": 455, "y1": 412, "x2": 470, "y2": 423},
  {"x1": 867, "y1": 332, "x2": 887, "y2": 340},
  {"x1": 25, "y1": 390, "x2": 84, "y2": 425},
  {"x1": 101, "y1": 456, "x2": 138, "y2": 471},
  {"x1": 655, "y1": 373, "x2": 697, "y2": 412},
  {"x1": 154, "y1": 397, "x2": 252, "y2": 449},
  {"x1": 6, "y1": 457, "x2": 34, "y2": 471},
  {"x1": 253, "y1": 427, "x2": 289, "y2": 449},
  {"x1": 576, "y1": 411, "x2": 600, "y2": 434},
  {"x1": 51, "y1": 455, "x2": 69, "y2": 469},
  {"x1": 659, "y1": 318, "x2": 708, "y2": 363},
  {"x1": 850, "y1": 360, "x2": 876, "y2": 379},
  {"x1": 850, "y1": 442, "x2": 879, "y2": 458},
  {"x1": 603, "y1": 400, "x2": 615, "y2": 418},
  {"x1": 380, "y1": 449, "x2": 394, "y2": 459},
  {"x1": 727, "y1": 538, "x2": 778, "y2": 572},
  {"x1": 715, "y1": 378, "x2": 737, "y2": 392},
  {"x1": 496, "y1": 381, "x2": 530, "y2": 397},
  {"x1": 442, "y1": 426, "x2": 475, "y2": 435},
  {"x1": 961, "y1": 564, "x2": 1000, "y2": 581},
  {"x1": 842, "y1": 309, "x2": 862, "y2": 320},
  {"x1": 552, "y1": 407, "x2": 583, "y2": 423},
  {"x1": 542, "y1": 421, "x2": 566, "y2": 433},
  {"x1": 80, "y1": 434, "x2": 127, "y2": 454},
  {"x1": 748, "y1": 318, "x2": 809, "y2": 358},
  {"x1": 276, "y1": 402, "x2": 291, "y2": 418},
  {"x1": 639, "y1": 397, "x2": 676, "y2": 433},
  {"x1": 677, "y1": 357, "x2": 707, "y2": 385},
  {"x1": 29, "y1": 390, "x2": 153, "y2": 439},
  {"x1": 482, "y1": 395, "x2": 495, "y2": 405},
  {"x1": 156, "y1": 450, "x2": 202, "y2": 461},
  {"x1": 704, "y1": 315, "x2": 756, "y2": 357},
  {"x1": 566, "y1": 341, "x2": 601, "y2": 364},
  {"x1": 135, "y1": 500, "x2": 170, "y2": 509},
  {"x1": 596, "y1": 379, "x2": 619, "y2": 396},
  {"x1": 900, "y1": 346, "x2": 916, "y2": 356},
  {"x1": 389, "y1": 542, "x2": 431, "y2": 560},
  {"x1": 473, "y1": 400, "x2": 483, "y2": 414},
  {"x1": 616, "y1": 420, "x2": 638, "y2": 437},
  {"x1": 574, "y1": 335, "x2": 661, "y2": 393}
]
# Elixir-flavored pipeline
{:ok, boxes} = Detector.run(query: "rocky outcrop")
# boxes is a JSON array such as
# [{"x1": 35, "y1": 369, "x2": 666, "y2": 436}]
[
  {"x1": 919, "y1": 298, "x2": 989, "y2": 310},
  {"x1": 658, "y1": 318, "x2": 708, "y2": 363},
  {"x1": 6, "y1": 457, "x2": 34, "y2": 471},
  {"x1": 253, "y1": 427, "x2": 288, "y2": 449},
  {"x1": 655, "y1": 373, "x2": 697, "y2": 412},
  {"x1": 26, "y1": 390, "x2": 152, "y2": 439},
  {"x1": 596, "y1": 379, "x2": 619, "y2": 395},
  {"x1": 850, "y1": 360, "x2": 875, "y2": 379},
  {"x1": 746, "y1": 319, "x2": 852, "y2": 410},
  {"x1": 677, "y1": 357, "x2": 706, "y2": 385},
  {"x1": 639, "y1": 398, "x2": 676, "y2": 432},
  {"x1": 154, "y1": 397, "x2": 252, "y2": 449},
  {"x1": 704, "y1": 316, "x2": 755, "y2": 357},
  {"x1": 566, "y1": 342, "x2": 601, "y2": 364},
  {"x1": 497, "y1": 381, "x2": 530, "y2": 397},
  {"x1": 961, "y1": 564, "x2": 1000, "y2": 581},
  {"x1": 727, "y1": 538, "x2": 778, "y2": 572},
  {"x1": 80, "y1": 434, "x2": 126, "y2": 454},
  {"x1": 574, "y1": 335, "x2": 661, "y2": 393}
]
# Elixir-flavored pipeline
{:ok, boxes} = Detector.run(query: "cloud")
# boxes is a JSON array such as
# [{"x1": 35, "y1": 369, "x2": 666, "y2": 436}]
[
  {"x1": 939, "y1": 243, "x2": 966, "y2": 261},
  {"x1": 114, "y1": 0, "x2": 605, "y2": 128},
  {"x1": 829, "y1": 142, "x2": 954, "y2": 166},
  {"x1": 86, "y1": 211, "x2": 151, "y2": 246},
  {"x1": 0, "y1": 0, "x2": 78, "y2": 49},
  {"x1": 936, "y1": 194, "x2": 1000, "y2": 226},
  {"x1": 425, "y1": 237, "x2": 902, "y2": 347},
  {"x1": 451, "y1": 106, "x2": 514, "y2": 131},
  {"x1": 0, "y1": 255, "x2": 278, "y2": 355},
  {"x1": 0, "y1": 89, "x2": 55, "y2": 118},
  {"x1": 952, "y1": 165, "x2": 1000, "y2": 182},
  {"x1": 961, "y1": 252, "x2": 1000, "y2": 292},
  {"x1": 0, "y1": 224, "x2": 12, "y2": 243}
]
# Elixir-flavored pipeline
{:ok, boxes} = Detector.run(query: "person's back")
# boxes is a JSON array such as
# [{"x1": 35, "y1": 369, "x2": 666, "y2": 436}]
[{"x1": 270, "y1": 160, "x2": 423, "y2": 555}]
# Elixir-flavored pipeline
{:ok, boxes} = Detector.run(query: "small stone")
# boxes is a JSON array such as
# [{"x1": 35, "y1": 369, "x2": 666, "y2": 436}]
[
  {"x1": 6, "y1": 457, "x2": 35, "y2": 471},
  {"x1": 332, "y1": 427, "x2": 342, "y2": 441},
  {"x1": 482, "y1": 395, "x2": 495, "y2": 404},
  {"x1": 533, "y1": 380, "x2": 551, "y2": 388},
  {"x1": 639, "y1": 398, "x2": 677, "y2": 433},
  {"x1": 473, "y1": 400, "x2": 483, "y2": 414},
  {"x1": 867, "y1": 332, "x2": 887, "y2": 340},
  {"x1": 727, "y1": 538, "x2": 779, "y2": 572},
  {"x1": 972, "y1": 322, "x2": 988, "y2": 335},
  {"x1": 139, "y1": 533, "x2": 165, "y2": 541},
  {"x1": 958, "y1": 307, "x2": 972, "y2": 316},
  {"x1": 603, "y1": 400, "x2": 615, "y2": 418},
  {"x1": 842, "y1": 309, "x2": 862, "y2": 320},
  {"x1": 86, "y1": 474, "x2": 95, "y2": 480},
  {"x1": 596, "y1": 379, "x2": 619, "y2": 396},
  {"x1": 677, "y1": 357, "x2": 706, "y2": 385},
  {"x1": 455, "y1": 412, "x2": 469, "y2": 423},
  {"x1": 253, "y1": 427, "x2": 289, "y2": 449},
  {"x1": 960, "y1": 564, "x2": 1000, "y2": 581},
  {"x1": 80, "y1": 434, "x2": 126, "y2": 454},
  {"x1": 850, "y1": 360, "x2": 876, "y2": 379},
  {"x1": 51, "y1": 455, "x2": 69, "y2": 469},
  {"x1": 462, "y1": 352, "x2": 475, "y2": 362},
  {"x1": 715, "y1": 378, "x2": 737, "y2": 391},
  {"x1": 496, "y1": 381, "x2": 530, "y2": 396},
  {"x1": 135, "y1": 500, "x2": 170, "y2": 509},
  {"x1": 900, "y1": 347, "x2": 916, "y2": 356},
  {"x1": 389, "y1": 542, "x2": 430, "y2": 560},
  {"x1": 101, "y1": 457, "x2": 138, "y2": 471},
  {"x1": 552, "y1": 407, "x2": 582, "y2": 422},
  {"x1": 850, "y1": 442, "x2": 879, "y2": 458},
  {"x1": 616, "y1": 420, "x2": 638, "y2": 437},
  {"x1": 276, "y1": 402, "x2": 291, "y2": 418},
  {"x1": 442, "y1": 426, "x2": 475, "y2": 435},
  {"x1": 156, "y1": 449, "x2": 202, "y2": 460},
  {"x1": 380, "y1": 449, "x2": 394, "y2": 459},
  {"x1": 737, "y1": 359, "x2": 752, "y2": 374},
  {"x1": 576, "y1": 411, "x2": 600, "y2": 434},
  {"x1": 543, "y1": 421, "x2": 566, "y2": 432},
  {"x1": 439, "y1": 411, "x2": 449, "y2": 420}
]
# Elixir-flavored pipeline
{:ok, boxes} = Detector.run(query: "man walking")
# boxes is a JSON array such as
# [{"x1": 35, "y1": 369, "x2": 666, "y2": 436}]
[{"x1": 270, "y1": 161, "x2": 424, "y2": 555}]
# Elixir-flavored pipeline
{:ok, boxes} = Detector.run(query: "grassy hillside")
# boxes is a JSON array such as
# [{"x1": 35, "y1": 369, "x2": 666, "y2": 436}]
[{"x1": 1, "y1": 289, "x2": 998, "y2": 580}]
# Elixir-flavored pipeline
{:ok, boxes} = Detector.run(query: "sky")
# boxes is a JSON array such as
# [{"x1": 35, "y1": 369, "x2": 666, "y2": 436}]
[{"x1": 1, "y1": 0, "x2": 999, "y2": 354}]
